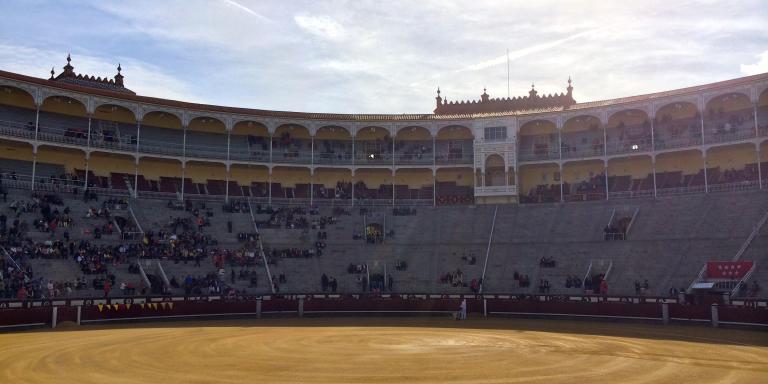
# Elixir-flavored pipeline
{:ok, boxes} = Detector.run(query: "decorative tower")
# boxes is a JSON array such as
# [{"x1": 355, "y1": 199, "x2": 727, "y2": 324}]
[
  {"x1": 528, "y1": 83, "x2": 538, "y2": 99},
  {"x1": 434, "y1": 87, "x2": 443, "y2": 113},
  {"x1": 480, "y1": 87, "x2": 489, "y2": 103},
  {"x1": 114, "y1": 63, "x2": 124, "y2": 87},
  {"x1": 62, "y1": 54, "x2": 75, "y2": 77}
]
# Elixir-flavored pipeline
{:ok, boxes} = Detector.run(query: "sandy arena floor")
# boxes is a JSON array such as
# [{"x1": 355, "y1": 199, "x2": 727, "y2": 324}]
[{"x1": 0, "y1": 317, "x2": 766, "y2": 383}]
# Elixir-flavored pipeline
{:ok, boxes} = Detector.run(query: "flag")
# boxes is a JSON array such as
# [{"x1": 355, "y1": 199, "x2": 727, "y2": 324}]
[{"x1": 706, "y1": 261, "x2": 753, "y2": 279}]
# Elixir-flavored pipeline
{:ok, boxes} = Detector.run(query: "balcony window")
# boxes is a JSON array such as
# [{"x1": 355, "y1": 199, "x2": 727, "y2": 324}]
[{"x1": 484, "y1": 126, "x2": 507, "y2": 141}]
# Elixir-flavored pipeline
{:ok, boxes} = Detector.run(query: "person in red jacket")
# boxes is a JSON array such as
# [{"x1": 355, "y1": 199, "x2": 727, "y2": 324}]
[
  {"x1": 599, "y1": 279, "x2": 608, "y2": 296},
  {"x1": 103, "y1": 280, "x2": 111, "y2": 298},
  {"x1": 17, "y1": 285, "x2": 28, "y2": 301}
]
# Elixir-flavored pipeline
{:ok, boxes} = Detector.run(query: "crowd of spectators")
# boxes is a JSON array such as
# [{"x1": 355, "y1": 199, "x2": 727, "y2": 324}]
[
  {"x1": 539, "y1": 257, "x2": 556, "y2": 268},
  {"x1": 512, "y1": 271, "x2": 531, "y2": 288}
]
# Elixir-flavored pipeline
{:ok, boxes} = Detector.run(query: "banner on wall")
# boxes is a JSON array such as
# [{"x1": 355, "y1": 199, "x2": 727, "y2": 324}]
[{"x1": 706, "y1": 261, "x2": 753, "y2": 279}]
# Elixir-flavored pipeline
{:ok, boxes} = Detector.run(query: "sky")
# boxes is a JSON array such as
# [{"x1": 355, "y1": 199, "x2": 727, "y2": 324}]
[{"x1": 0, "y1": 0, "x2": 766, "y2": 114}]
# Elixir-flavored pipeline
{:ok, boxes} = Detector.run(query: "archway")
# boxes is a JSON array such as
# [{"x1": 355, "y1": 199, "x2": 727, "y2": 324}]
[
  {"x1": 655, "y1": 149, "x2": 704, "y2": 192},
  {"x1": 704, "y1": 93, "x2": 754, "y2": 144},
  {"x1": 394, "y1": 126, "x2": 433, "y2": 165},
  {"x1": 519, "y1": 119, "x2": 557, "y2": 161},
  {"x1": 562, "y1": 160, "x2": 606, "y2": 201},
  {"x1": 518, "y1": 163, "x2": 560, "y2": 203},
  {"x1": 274, "y1": 124, "x2": 311, "y2": 164},
  {"x1": 187, "y1": 116, "x2": 227, "y2": 160},
  {"x1": 606, "y1": 109, "x2": 651, "y2": 155},
  {"x1": 607, "y1": 155, "x2": 653, "y2": 196},
  {"x1": 484, "y1": 154, "x2": 506, "y2": 187},
  {"x1": 355, "y1": 126, "x2": 391, "y2": 165},
  {"x1": 38, "y1": 96, "x2": 88, "y2": 145},
  {"x1": 654, "y1": 101, "x2": 701, "y2": 150},
  {"x1": 436, "y1": 168, "x2": 473, "y2": 205},
  {"x1": 435, "y1": 125, "x2": 473, "y2": 165},
  {"x1": 314, "y1": 168, "x2": 352, "y2": 200},
  {"x1": 231, "y1": 120, "x2": 270, "y2": 162},
  {"x1": 394, "y1": 168, "x2": 433, "y2": 201},
  {"x1": 354, "y1": 168, "x2": 392, "y2": 201},
  {"x1": 315, "y1": 125, "x2": 352, "y2": 165},
  {"x1": 92, "y1": 104, "x2": 137, "y2": 151},
  {"x1": 0, "y1": 86, "x2": 36, "y2": 139},
  {"x1": 140, "y1": 111, "x2": 184, "y2": 157},
  {"x1": 138, "y1": 157, "x2": 183, "y2": 194},
  {"x1": 561, "y1": 115, "x2": 603, "y2": 159},
  {"x1": 706, "y1": 143, "x2": 759, "y2": 187}
]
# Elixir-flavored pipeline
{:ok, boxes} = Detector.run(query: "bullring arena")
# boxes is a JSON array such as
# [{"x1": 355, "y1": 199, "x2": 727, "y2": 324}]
[
  {"x1": 2, "y1": 40, "x2": 768, "y2": 384},
  {"x1": 1, "y1": 317, "x2": 767, "y2": 384}
]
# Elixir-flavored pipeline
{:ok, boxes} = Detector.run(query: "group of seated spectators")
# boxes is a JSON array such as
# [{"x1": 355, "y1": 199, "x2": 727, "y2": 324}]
[
  {"x1": 539, "y1": 256, "x2": 556, "y2": 268},
  {"x1": 320, "y1": 273, "x2": 338, "y2": 292},
  {"x1": 314, "y1": 181, "x2": 352, "y2": 200},
  {"x1": 634, "y1": 279, "x2": 650, "y2": 295},
  {"x1": 538, "y1": 279, "x2": 551, "y2": 293},
  {"x1": 439, "y1": 269, "x2": 465, "y2": 287},
  {"x1": 461, "y1": 253, "x2": 477, "y2": 265},
  {"x1": 584, "y1": 274, "x2": 608, "y2": 295},
  {"x1": 565, "y1": 275, "x2": 583, "y2": 289},
  {"x1": 512, "y1": 271, "x2": 531, "y2": 288},
  {"x1": 737, "y1": 280, "x2": 761, "y2": 297},
  {"x1": 222, "y1": 199, "x2": 250, "y2": 213}
]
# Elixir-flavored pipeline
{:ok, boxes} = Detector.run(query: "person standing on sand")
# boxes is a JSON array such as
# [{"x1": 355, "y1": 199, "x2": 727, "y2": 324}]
[{"x1": 458, "y1": 299, "x2": 467, "y2": 320}]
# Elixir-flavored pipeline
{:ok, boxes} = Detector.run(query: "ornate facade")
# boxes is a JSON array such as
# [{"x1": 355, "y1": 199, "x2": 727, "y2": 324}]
[{"x1": 0, "y1": 56, "x2": 766, "y2": 206}]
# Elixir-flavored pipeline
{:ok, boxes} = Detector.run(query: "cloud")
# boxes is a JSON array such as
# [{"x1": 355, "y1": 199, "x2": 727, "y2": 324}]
[
  {"x1": 220, "y1": 0, "x2": 268, "y2": 21},
  {"x1": 294, "y1": 15, "x2": 346, "y2": 41},
  {"x1": 459, "y1": 27, "x2": 606, "y2": 72},
  {"x1": 741, "y1": 50, "x2": 768, "y2": 76},
  {"x1": 0, "y1": 0, "x2": 766, "y2": 114}
]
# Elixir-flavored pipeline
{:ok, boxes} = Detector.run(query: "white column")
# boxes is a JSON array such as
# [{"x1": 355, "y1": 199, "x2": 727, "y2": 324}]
[
  {"x1": 700, "y1": 103, "x2": 706, "y2": 145},
  {"x1": 757, "y1": 145, "x2": 763, "y2": 189},
  {"x1": 86, "y1": 114, "x2": 92, "y2": 149},
  {"x1": 351, "y1": 170, "x2": 355, "y2": 206},
  {"x1": 83, "y1": 153, "x2": 89, "y2": 190},
  {"x1": 310, "y1": 168, "x2": 314, "y2": 206},
  {"x1": 754, "y1": 102, "x2": 759, "y2": 138},
  {"x1": 30, "y1": 149, "x2": 37, "y2": 191},
  {"x1": 650, "y1": 113, "x2": 656, "y2": 152},
  {"x1": 652, "y1": 157, "x2": 658, "y2": 198},
  {"x1": 391, "y1": 169, "x2": 395, "y2": 206},
  {"x1": 180, "y1": 126, "x2": 187, "y2": 200},
  {"x1": 702, "y1": 151, "x2": 709, "y2": 193},
  {"x1": 133, "y1": 158, "x2": 139, "y2": 198},
  {"x1": 34, "y1": 104, "x2": 40, "y2": 142},
  {"x1": 559, "y1": 163, "x2": 564, "y2": 202},
  {"x1": 225, "y1": 164, "x2": 230, "y2": 203},
  {"x1": 268, "y1": 168, "x2": 272, "y2": 205},
  {"x1": 180, "y1": 162, "x2": 186, "y2": 201},
  {"x1": 432, "y1": 168, "x2": 437, "y2": 206},
  {"x1": 225, "y1": 129, "x2": 231, "y2": 203},
  {"x1": 604, "y1": 162, "x2": 609, "y2": 200},
  {"x1": 134, "y1": 120, "x2": 141, "y2": 198}
]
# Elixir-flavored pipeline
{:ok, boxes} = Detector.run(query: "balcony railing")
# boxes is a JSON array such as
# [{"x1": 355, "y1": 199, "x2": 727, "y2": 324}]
[{"x1": 474, "y1": 185, "x2": 518, "y2": 196}]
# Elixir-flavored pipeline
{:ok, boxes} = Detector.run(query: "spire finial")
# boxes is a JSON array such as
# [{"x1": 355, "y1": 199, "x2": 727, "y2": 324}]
[
  {"x1": 67, "y1": 53, "x2": 71, "y2": 63},
  {"x1": 531, "y1": 82, "x2": 535, "y2": 90},
  {"x1": 117, "y1": 63, "x2": 122, "y2": 73},
  {"x1": 437, "y1": 87, "x2": 441, "y2": 96},
  {"x1": 49, "y1": 67, "x2": 55, "y2": 80}
]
